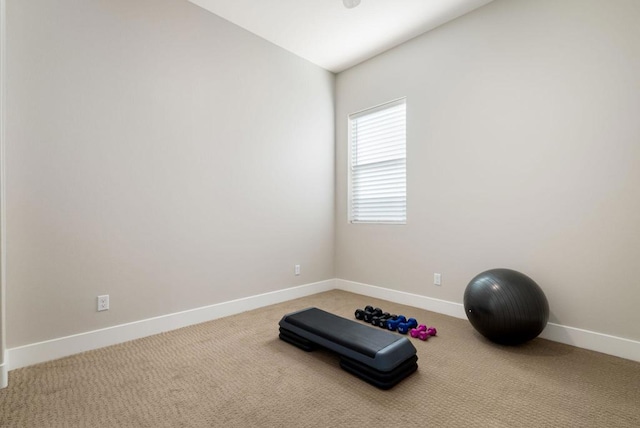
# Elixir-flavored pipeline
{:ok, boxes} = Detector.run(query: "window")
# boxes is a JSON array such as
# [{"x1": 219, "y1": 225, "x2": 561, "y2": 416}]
[{"x1": 349, "y1": 98, "x2": 406, "y2": 224}]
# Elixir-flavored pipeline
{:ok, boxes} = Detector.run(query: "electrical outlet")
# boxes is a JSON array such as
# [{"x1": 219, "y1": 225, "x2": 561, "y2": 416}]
[
  {"x1": 434, "y1": 273, "x2": 442, "y2": 286},
  {"x1": 294, "y1": 264, "x2": 301, "y2": 276},
  {"x1": 97, "y1": 295, "x2": 109, "y2": 311}
]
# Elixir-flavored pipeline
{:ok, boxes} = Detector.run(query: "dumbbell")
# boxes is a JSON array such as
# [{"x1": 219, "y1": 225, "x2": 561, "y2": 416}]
[
  {"x1": 371, "y1": 312, "x2": 391, "y2": 327},
  {"x1": 419, "y1": 327, "x2": 438, "y2": 341},
  {"x1": 363, "y1": 307, "x2": 383, "y2": 323},
  {"x1": 386, "y1": 315, "x2": 406, "y2": 331},
  {"x1": 411, "y1": 325, "x2": 438, "y2": 341},
  {"x1": 354, "y1": 305, "x2": 374, "y2": 321},
  {"x1": 397, "y1": 318, "x2": 418, "y2": 334},
  {"x1": 378, "y1": 314, "x2": 398, "y2": 329},
  {"x1": 410, "y1": 324, "x2": 427, "y2": 338}
]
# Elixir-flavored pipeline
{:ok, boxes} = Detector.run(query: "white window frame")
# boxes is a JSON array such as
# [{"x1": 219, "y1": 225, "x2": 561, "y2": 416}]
[{"x1": 348, "y1": 97, "x2": 407, "y2": 224}]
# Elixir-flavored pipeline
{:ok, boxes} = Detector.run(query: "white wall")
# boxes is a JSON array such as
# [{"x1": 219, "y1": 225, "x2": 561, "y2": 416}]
[
  {"x1": 6, "y1": 0, "x2": 335, "y2": 347},
  {"x1": 336, "y1": 0, "x2": 640, "y2": 341},
  {"x1": 0, "y1": 0, "x2": 6, "y2": 389}
]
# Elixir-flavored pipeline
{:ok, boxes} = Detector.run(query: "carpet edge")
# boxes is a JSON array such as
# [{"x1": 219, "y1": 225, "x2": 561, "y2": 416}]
[
  {"x1": 335, "y1": 278, "x2": 640, "y2": 363},
  {"x1": 7, "y1": 279, "x2": 336, "y2": 371}
]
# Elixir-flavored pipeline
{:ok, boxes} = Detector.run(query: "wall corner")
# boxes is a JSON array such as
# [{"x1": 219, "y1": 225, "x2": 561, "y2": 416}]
[{"x1": 0, "y1": 351, "x2": 7, "y2": 389}]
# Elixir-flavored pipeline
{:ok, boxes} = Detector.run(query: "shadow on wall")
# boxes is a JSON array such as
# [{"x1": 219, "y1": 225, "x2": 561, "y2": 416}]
[{"x1": 472, "y1": 332, "x2": 575, "y2": 359}]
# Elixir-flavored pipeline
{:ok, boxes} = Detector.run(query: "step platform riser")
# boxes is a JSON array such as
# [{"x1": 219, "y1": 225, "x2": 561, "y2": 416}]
[{"x1": 278, "y1": 307, "x2": 418, "y2": 389}]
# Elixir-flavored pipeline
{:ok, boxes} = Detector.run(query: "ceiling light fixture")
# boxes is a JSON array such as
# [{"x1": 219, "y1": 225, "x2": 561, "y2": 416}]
[{"x1": 343, "y1": 0, "x2": 361, "y2": 9}]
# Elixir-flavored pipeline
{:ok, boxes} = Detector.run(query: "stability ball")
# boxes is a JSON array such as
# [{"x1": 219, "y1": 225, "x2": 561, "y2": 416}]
[{"x1": 463, "y1": 268, "x2": 549, "y2": 345}]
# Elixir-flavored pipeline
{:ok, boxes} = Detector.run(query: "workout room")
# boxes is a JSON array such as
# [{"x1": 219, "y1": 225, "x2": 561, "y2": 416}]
[{"x1": 0, "y1": 0, "x2": 638, "y2": 427}]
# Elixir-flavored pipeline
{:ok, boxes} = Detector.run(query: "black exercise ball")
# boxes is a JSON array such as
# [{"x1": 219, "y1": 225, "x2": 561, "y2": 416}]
[{"x1": 463, "y1": 268, "x2": 549, "y2": 345}]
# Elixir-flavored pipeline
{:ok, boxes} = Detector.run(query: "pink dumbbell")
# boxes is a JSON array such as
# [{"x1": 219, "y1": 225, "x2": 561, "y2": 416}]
[
  {"x1": 410, "y1": 324, "x2": 427, "y2": 338},
  {"x1": 419, "y1": 326, "x2": 438, "y2": 341},
  {"x1": 411, "y1": 325, "x2": 437, "y2": 341}
]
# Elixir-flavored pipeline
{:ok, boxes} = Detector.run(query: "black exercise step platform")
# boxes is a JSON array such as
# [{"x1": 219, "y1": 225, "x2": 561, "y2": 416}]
[{"x1": 278, "y1": 307, "x2": 418, "y2": 389}]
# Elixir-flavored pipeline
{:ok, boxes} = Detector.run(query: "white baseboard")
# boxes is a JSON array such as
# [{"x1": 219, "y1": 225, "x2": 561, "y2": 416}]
[
  {"x1": 540, "y1": 322, "x2": 640, "y2": 362},
  {"x1": 335, "y1": 279, "x2": 640, "y2": 363},
  {"x1": 335, "y1": 279, "x2": 467, "y2": 319},
  {"x1": 0, "y1": 352, "x2": 7, "y2": 388},
  {"x1": 6, "y1": 277, "x2": 639, "y2": 378},
  {"x1": 8, "y1": 279, "x2": 336, "y2": 371}
]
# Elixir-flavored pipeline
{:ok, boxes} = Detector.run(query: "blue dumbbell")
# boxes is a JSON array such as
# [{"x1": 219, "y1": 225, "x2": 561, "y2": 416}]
[
  {"x1": 397, "y1": 318, "x2": 418, "y2": 334},
  {"x1": 387, "y1": 315, "x2": 406, "y2": 331},
  {"x1": 379, "y1": 314, "x2": 398, "y2": 329}
]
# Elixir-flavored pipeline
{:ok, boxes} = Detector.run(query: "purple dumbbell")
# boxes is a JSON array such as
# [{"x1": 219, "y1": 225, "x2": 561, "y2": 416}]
[
  {"x1": 417, "y1": 326, "x2": 438, "y2": 341},
  {"x1": 410, "y1": 324, "x2": 427, "y2": 338}
]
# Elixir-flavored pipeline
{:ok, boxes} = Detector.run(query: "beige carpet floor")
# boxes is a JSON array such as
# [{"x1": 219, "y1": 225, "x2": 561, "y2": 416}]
[{"x1": 1, "y1": 290, "x2": 639, "y2": 427}]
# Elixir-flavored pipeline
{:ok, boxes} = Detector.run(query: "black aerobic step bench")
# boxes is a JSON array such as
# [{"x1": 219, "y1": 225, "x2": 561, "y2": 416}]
[{"x1": 278, "y1": 307, "x2": 418, "y2": 389}]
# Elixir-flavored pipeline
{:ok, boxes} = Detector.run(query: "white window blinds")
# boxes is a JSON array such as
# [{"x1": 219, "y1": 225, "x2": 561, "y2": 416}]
[{"x1": 349, "y1": 98, "x2": 406, "y2": 224}]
